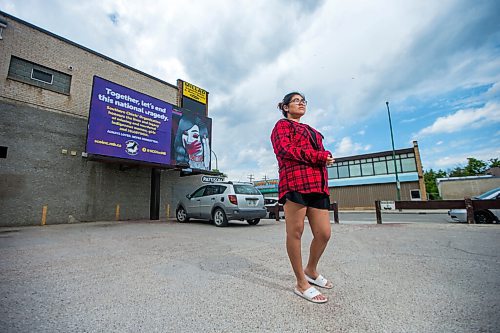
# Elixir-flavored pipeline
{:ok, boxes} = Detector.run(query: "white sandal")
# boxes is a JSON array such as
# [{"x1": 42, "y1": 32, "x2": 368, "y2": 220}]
[
  {"x1": 305, "y1": 274, "x2": 333, "y2": 289},
  {"x1": 294, "y1": 286, "x2": 327, "y2": 304}
]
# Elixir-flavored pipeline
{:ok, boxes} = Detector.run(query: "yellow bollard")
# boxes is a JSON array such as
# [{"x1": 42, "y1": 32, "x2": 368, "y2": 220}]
[
  {"x1": 167, "y1": 204, "x2": 170, "y2": 220},
  {"x1": 41, "y1": 205, "x2": 48, "y2": 226},
  {"x1": 115, "y1": 204, "x2": 120, "y2": 221}
]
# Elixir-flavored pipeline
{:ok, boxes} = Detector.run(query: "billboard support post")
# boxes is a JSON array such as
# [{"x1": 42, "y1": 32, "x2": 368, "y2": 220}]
[{"x1": 150, "y1": 168, "x2": 161, "y2": 220}]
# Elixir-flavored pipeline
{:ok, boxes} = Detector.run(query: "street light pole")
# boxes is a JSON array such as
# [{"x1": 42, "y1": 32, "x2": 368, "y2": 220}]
[
  {"x1": 211, "y1": 150, "x2": 218, "y2": 170},
  {"x1": 386, "y1": 101, "x2": 401, "y2": 201}
]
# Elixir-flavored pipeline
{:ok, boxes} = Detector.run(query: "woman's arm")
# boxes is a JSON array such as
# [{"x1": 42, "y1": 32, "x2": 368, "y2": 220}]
[{"x1": 271, "y1": 120, "x2": 331, "y2": 166}]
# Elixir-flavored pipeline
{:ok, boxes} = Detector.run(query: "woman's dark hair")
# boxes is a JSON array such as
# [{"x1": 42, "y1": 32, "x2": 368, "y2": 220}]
[{"x1": 277, "y1": 92, "x2": 305, "y2": 117}]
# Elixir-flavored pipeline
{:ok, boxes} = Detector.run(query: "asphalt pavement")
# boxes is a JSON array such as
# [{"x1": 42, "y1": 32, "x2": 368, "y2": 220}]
[{"x1": 0, "y1": 218, "x2": 499, "y2": 332}]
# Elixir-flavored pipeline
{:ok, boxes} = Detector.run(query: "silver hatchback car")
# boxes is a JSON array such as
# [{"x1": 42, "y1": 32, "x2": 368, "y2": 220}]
[
  {"x1": 176, "y1": 181, "x2": 267, "y2": 227},
  {"x1": 448, "y1": 187, "x2": 500, "y2": 224}
]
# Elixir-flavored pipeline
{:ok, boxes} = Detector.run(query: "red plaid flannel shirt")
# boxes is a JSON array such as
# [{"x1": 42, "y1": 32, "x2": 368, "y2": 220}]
[{"x1": 271, "y1": 119, "x2": 331, "y2": 200}]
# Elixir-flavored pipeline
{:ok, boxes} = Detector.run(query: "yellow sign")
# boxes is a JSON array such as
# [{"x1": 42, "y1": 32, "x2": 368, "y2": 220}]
[{"x1": 182, "y1": 81, "x2": 207, "y2": 104}]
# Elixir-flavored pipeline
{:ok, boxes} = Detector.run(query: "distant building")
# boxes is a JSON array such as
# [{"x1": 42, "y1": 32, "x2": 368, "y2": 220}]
[
  {"x1": 486, "y1": 167, "x2": 500, "y2": 177},
  {"x1": 437, "y1": 175, "x2": 500, "y2": 199},
  {"x1": 256, "y1": 141, "x2": 427, "y2": 209}
]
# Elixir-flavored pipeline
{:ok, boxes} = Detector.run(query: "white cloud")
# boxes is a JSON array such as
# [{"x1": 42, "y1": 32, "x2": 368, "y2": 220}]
[
  {"x1": 432, "y1": 147, "x2": 500, "y2": 169},
  {"x1": 2, "y1": 0, "x2": 499, "y2": 181},
  {"x1": 334, "y1": 137, "x2": 371, "y2": 157},
  {"x1": 415, "y1": 102, "x2": 500, "y2": 137}
]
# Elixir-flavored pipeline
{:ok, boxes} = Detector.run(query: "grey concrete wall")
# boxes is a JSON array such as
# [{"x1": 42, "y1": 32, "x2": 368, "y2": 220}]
[
  {"x1": 0, "y1": 100, "x2": 207, "y2": 226},
  {"x1": 438, "y1": 177, "x2": 500, "y2": 199}
]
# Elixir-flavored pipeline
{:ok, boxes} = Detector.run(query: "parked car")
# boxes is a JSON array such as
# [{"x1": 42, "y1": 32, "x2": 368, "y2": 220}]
[
  {"x1": 448, "y1": 187, "x2": 500, "y2": 224},
  {"x1": 176, "y1": 181, "x2": 267, "y2": 227},
  {"x1": 264, "y1": 197, "x2": 285, "y2": 219}
]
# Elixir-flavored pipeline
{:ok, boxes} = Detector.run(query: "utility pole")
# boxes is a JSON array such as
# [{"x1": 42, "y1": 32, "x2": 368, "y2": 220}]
[
  {"x1": 248, "y1": 174, "x2": 254, "y2": 182},
  {"x1": 386, "y1": 101, "x2": 401, "y2": 201}
]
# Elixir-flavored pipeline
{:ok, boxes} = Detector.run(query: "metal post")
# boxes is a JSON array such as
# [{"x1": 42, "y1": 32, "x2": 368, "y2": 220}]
[
  {"x1": 332, "y1": 201, "x2": 339, "y2": 224},
  {"x1": 211, "y1": 150, "x2": 218, "y2": 170},
  {"x1": 386, "y1": 102, "x2": 401, "y2": 201},
  {"x1": 465, "y1": 198, "x2": 475, "y2": 224},
  {"x1": 150, "y1": 168, "x2": 161, "y2": 220},
  {"x1": 375, "y1": 200, "x2": 382, "y2": 224}
]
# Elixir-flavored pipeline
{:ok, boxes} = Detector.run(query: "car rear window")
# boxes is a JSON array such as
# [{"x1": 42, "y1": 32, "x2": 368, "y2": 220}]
[
  {"x1": 233, "y1": 184, "x2": 261, "y2": 195},
  {"x1": 476, "y1": 188, "x2": 500, "y2": 199}
]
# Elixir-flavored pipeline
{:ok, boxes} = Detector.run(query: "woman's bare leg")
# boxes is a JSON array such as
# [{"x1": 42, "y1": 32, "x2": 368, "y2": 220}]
[
  {"x1": 284, "y1": 200, "x2": 327, "y2": 301},
  {"x1": 304, "y1": 207, "x2": 332, "y2": 286}
]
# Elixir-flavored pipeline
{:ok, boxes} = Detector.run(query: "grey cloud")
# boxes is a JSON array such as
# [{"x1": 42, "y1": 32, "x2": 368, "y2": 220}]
[{"x1": 177, "y1": 3, "x2": 325, "y2": 92}]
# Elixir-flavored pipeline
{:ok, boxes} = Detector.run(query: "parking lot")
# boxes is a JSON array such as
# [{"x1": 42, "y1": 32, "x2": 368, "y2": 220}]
[{"x1": 1, "y1": 218, "x2": 499, "y2": 332}]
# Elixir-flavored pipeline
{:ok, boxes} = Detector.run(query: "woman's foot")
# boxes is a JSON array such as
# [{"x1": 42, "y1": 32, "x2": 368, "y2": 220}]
[
  {"x1": 294, "y1": 284, "x2": 328, "y2": 303},
  {"x1": 304, "y1": 270, "x2": 333, "y2": 289}
]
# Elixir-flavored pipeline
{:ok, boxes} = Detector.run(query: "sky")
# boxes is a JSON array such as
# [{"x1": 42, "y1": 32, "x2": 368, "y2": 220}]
[{"x1": 1, "y1": 0, "x2": 499, "y2": 181}]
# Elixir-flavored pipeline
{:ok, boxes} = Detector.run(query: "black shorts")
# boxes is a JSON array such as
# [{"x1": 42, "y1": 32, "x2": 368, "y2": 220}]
[{"x1": 279, "y1": 191, "x2": 330, "y2": 210}]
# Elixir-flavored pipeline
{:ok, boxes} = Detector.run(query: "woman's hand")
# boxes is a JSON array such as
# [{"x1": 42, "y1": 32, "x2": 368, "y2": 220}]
[{"x1": 326, "y1": 154, "x2": 335, "y2": 166}]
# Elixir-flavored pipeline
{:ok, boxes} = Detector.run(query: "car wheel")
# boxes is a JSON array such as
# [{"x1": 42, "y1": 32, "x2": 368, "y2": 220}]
[
  {"x1": 213, "y1": 208, "x2": 228, "y2": 227},
  {"x1": 269, "y1": 212, "x2": 275, "y2": 219},
  {"x1": 247, "y1": 218, "x2": 260, "y2": 225},
  {"x1": 176, "y1": 207, "x2": 189, "y2": 223},
  {"x1": 474, "y1": 211, "x2": 493, "y2": 224}
]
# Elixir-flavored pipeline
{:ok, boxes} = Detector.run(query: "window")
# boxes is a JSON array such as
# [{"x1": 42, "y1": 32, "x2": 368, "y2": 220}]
[
  {"x1": 204, "y1": 185, "x2": 219, "y2": 196},
  {"x1": 191, "y1": 187, "x2": 206, "y2": 198},
  {"x1": 401, "y1": 158, "x2": 417, "y2": 172},
  {"x1": 374, "y1": 161, "x2": 387, "y2": 175},
  {"x1": 349, "y1": 164, "x2": 361, "y2": 177},
  {"x1": 338, "y1": 165, "x2": 349, "y2": 178},
  {"x1": 217, "y1": 186, "x2": 227, "y2": 194},
  {"x1": 328, "y1": 166, "x2": 338, "y2": 179},
  {"x1": 233, "y1": 184, "x2": 260, "y2": 195},
  {"x1": 361, "y1": 163, "x2": 374, "y2": 176},
  {"x1": 7, "y1": 56, "x2": 71, "y2": 94},
  {"x1": 410, "y1": 189, "x2": 421, "y2": 200},
  {"x1": 31, "y1": 68, "x2": 53, "y2": 84}
]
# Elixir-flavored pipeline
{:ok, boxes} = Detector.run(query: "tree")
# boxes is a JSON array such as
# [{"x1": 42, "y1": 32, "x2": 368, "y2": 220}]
[
  {"x1": 448, "y1": 157, "x2": 488, "y2": 177},
  {"x1": 488, "y1": 158, "x2": 500, "y2": 168},
  {"x1": 424, "y1": 168, "x2": 447, "y2": 200},
  {"x1": 464, "y1": 157, "x2": 487, "y2": 175},
  {"x1": 211, "y1": 169, "x2": 228, "y2": 178}
]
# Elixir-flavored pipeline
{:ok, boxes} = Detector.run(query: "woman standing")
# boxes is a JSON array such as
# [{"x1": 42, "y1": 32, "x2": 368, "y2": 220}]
[{"x1": 271, "y1": 92, "x2": 335, "y2": 303}]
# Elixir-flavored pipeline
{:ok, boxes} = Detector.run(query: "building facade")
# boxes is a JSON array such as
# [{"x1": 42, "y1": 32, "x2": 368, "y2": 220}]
[
  {"x1": 437, "y1": 176, "x2": 500, "y2": 199},
  {"x1": 0, "y1": 12, "x2": 210, "y2": 226},
  {"x1": 256, "y1": 141, "x2": 427, "y2": 209}
]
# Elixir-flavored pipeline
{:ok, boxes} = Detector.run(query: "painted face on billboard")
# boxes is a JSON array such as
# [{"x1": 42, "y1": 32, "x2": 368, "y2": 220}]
[
  {"x1": 182, "y1": 125, "x2": 203, "y2": 161},
  {"x1": 173, "y1": 114, "x2": 211, "y2": 170}
]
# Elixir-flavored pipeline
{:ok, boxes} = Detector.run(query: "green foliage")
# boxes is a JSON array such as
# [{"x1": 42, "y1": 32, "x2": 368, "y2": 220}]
[
  {"x1": 489, "y1": 158, "x2": 500, "y2": 168},
  {"x1": 424, "y1": 156, "x2": 498, "y2": 199},
  {"x1": 424, "y1": 168, "x2": 446, "y2": 200},
  {"x1": 211, "y1": 169, "x2": 228, "y2": 178}
]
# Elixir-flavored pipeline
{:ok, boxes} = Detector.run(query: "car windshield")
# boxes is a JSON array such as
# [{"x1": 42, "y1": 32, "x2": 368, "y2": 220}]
[
  {"x1": 233, "y1": 184, "x2": 261, "y2": 195},
  {"x1": 476, "y1": 188, "x2": 500, "y2": 199}
]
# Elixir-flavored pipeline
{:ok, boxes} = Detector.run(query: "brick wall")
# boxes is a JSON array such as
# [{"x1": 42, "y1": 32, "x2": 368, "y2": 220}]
[
  {"x1": 0, "y1": 13, "x2": 204, "y2": 226},
  {"x1": 0, "y1": 13, "x2": 178, "y2": 118}
]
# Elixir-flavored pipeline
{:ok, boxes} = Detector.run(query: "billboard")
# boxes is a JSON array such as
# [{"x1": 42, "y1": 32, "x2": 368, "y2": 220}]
[
  {"x1": 86, "y1": 76, "x2": 173, "y2": 165},
  {"x1": 171, "y1": 106, "x2": 212, "y2": 171},
  {"x1": 178, "y1": 79, "x2": 208, "y2": 116},
  {"x1": 182, "y1": 81, "x2": 207, "y2": 104}
]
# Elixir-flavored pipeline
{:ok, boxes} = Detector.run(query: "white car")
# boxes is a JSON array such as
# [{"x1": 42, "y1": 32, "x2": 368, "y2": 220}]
[
  {"x1": 176, "y1": 181, "x2": 267, "y2": 227},
  {"x1": 448, "y1": 187, "x2": 500, "y2": 224},
  {"x1": 264, "y1": 197, "x2": 285, "y2": 219}
]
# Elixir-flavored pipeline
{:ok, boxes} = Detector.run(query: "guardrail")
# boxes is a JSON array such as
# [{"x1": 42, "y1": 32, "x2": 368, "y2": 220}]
[
  {"x1": 374, "y1": 199, "x2": 500, "y2": 224},
  {"x1": 266, "y1": 201, "x2": 340, "y2": 223}
]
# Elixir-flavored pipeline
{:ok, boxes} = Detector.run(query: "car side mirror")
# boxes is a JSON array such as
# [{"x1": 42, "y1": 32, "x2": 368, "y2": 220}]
[{"x1": 186, "y1": 194, "x2": 191, "y2": 199}]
